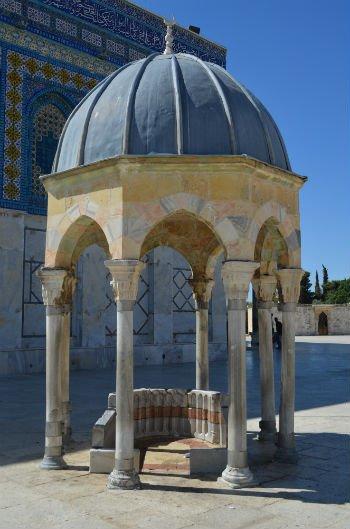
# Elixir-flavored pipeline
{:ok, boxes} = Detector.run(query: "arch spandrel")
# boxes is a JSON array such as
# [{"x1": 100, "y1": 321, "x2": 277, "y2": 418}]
[{"x1": 122, "y1": 192, "x2": 241, "y2": 262}]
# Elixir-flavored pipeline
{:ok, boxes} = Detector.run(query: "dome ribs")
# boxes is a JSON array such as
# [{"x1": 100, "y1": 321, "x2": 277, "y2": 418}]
[
  {"x1": 193, "y1": 56, "x2": 237, "y2": 155},
  {"x1": 171, "y1": 55, "x2": 184, "y2": 155},
  {"x1": 52, "y1": 75, "x2": 109, "y2": 172},
  {"x1": 77, "y1": 61, "x2": 135, "y2": 166},
  {"x1": 213, "y1": 64, "x2": 276, "y2": 166},
  {"x1": 233, "y1": 80, "x2": 276, "y2": 166},
  {"x1": 53, "y1": 53, "x2": 291, "y2": 172},
  {"x1": 122, "y1": 53, "x2": 159, "y2": 155}
]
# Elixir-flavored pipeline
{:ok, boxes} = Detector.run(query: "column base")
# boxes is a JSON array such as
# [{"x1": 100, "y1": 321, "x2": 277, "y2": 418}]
[
  {"x1": 40, "y1": 455, "x2": 67, "y2": 470},
  {"x1": 218, "y1": 465, "x2": 258, "y2": 489},
  {"x1": 107, "y1": 469, "x2": 141, "y2": 490},
  {"x1": 258, "y1": 420, "x2": 277, "y2": 443},
  {"x1": 274, "y1": 446, "x2": 298, "y2": 464}
]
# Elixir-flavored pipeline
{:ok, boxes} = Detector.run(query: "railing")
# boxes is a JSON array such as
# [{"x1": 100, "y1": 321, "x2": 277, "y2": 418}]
[{"x1": 101, "y1": 388, "x2": 228, "y2": 447}]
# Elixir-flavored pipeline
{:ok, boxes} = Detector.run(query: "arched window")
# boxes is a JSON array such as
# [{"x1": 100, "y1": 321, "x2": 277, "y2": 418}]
[{"x1": 29, "y1": 96, "x2": 72, "y2": 213}]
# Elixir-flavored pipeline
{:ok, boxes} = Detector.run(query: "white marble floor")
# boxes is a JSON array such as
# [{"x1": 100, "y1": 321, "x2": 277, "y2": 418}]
[{"x1": 0, "y1": 337, "x2": 349, "y2": 528}]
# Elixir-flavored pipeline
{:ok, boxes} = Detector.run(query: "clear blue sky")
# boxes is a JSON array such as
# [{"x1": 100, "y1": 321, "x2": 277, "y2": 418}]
[{"x1": 138, "y1": 0, "x2": 349, "y2": 283}]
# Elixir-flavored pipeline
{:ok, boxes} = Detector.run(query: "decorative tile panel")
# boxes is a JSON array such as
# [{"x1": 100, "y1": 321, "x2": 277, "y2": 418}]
[
  {"x1": 41, "y1": 0, "x2": 226, "y2": 65},
  {"x1": 1, "y1": 46, "x2": 101, "y2": 213},
  {"x1": 82, "y1": 28, "x2": 102, "y2": 47},
  {"x1": 55, "y1": 18, "x2": 77, "y2": 37},
  {"x1": 31, "y1": 103, "x2": 67, "y2": 198},
  {"x1": 27, "y1": 6, "x2": 51, "y2": 26},
  {"x1": 106, "y1": 39, "x2": 125, "y2": 56},
  {"x1": 0, "y1": 0, "x2": 22, "y2": 15}
]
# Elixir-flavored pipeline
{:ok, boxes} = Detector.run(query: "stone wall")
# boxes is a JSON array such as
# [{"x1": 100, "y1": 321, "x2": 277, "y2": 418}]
[
  {"x1": 0, "y1": 209, "x2": 228, "y2": 375},
  {"x1": 271, "y1": 304, "x2": 350, "y2": 336}
]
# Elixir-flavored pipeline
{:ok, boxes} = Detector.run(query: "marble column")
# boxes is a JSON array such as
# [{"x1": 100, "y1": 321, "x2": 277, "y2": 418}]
[
  {"x1": 252, "y1": 275, "x2": 277, "y2": 442},
  {"x1": 275, "y1": 268, "x2": 303, "y2": 463},
  {"x1": 190, "y1": 278, "x2": 214, "y2": 390},
  {"x1": 105, "y1": 259, "x2": 145, "y2": 490},
  {"x1": 38, "y1": 267, "x2": 68, "y2": 470},
  {"x1": 219, "y1": 260, "x2": 259, "y2": 488},
  {"x1": 59, "y1": 269, "x2": 76, "y2": 445},
  {"x1": 60, "y1": 306, "x2": 71, "y2": 445}
]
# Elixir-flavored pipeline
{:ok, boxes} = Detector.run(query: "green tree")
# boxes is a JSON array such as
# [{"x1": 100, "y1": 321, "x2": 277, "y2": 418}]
[
  {"x1": 322, "y1": 264, "x2": 329, "y2": 300},
  {"x1": 314, "y1": 270, "x2": 322, "y2": 301},
  {"x1": 299, "y1": 271, "x2": 313, "y2": 304},
  {"x1": 323, "y1": 279, "x2": 350, "y2": 304},
  {"x1": 322, "y1": 264, "x2": 329, "y2": 286}
]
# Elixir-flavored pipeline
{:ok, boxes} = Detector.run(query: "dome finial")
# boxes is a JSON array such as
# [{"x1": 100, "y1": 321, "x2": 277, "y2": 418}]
[{"x1": 163, "y1": 18, "x2": 175, "y2": 55}]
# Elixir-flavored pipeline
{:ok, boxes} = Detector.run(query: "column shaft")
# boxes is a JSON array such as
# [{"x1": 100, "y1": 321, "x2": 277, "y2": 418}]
[
  {"x1": 42, "y1": 306, "x2": 66, "y2": 469},
  {"x1": 276, "y1": 304, "x2": 297, "y2": 461},
  {"x1": 115, "y1": 304, "x2": 135, "y2": 474},
  {"x1": 257, "y1": 304, "x2": 276, "y2": 441},
  {"x1": 196, "y1": 306, "x2": 209, "y2": 390},
  {"x1": 220, "y1": 260, "x2": 258, "y2": 488},
  {"x1": 227, "y1": 301, "x2": 248, "y2": 468},
  {"x1": 61, "y1": 308, "x2": 71, "y2": 444},
  {"x1": 190, "y1": 278, "x2": 213, "y2": 391},
  {"x1": 105, "y1": 259, "x2": 144, "y2": 490},
  {"x1": 275, "y1": 268, "x2": 303, "y2": 463}
]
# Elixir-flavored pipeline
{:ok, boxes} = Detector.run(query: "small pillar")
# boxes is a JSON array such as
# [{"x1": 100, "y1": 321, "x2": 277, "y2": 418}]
[
  {"x1": 38, "y1": 267, "x2": 68, "y2": 470},
  {"x1": 275, "y1": 268, "x2": 303, "y2": 463},
  {"x1": 219, "y1": 260, "x2": 259, "y2": 488},
  {"x1": 105, "y1": 259, "x2": 145, "y2": 490},
  {"x1": 252, "y1": 275, "x2": 277, "y2": 442},
  {"x1": 190, "y1": 278, "x2": 214, "y2": 390}
]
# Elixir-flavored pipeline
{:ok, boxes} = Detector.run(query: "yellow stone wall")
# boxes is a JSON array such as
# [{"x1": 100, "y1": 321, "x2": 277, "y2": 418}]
[{"x1": 42, "y1": 155, "x2": 305, "y2": 276}]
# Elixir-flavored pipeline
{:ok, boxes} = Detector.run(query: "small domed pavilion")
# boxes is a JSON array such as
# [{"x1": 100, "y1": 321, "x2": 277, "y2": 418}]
[{"x1": 38, "y1": 23, "x2": 305, "y2": 490}]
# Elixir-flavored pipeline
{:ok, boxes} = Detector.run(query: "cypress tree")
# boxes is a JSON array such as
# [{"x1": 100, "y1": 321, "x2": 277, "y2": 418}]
[
  {"x1": 299, "y1": 271, "x2": 313, "y2": 304},
  {"x1": 322, "y1": 265, "x2": 329, "y2": 286},
  {"x1": 322, "y1": 264, "x2": 329, "y2": 299},
  {"x1": 314, "y1": 270, "x2": 322, "y2": 301}
]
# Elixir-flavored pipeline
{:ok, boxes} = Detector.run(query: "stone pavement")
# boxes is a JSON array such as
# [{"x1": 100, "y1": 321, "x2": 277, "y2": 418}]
[{"x1": 0, "y1": 337, "x2": 349, "y2": 529}]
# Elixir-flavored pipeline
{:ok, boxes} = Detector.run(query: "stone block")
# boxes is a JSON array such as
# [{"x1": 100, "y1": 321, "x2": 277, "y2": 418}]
[
  {"x1": 189, "y1": 447, "x2": 227, "y2": 475},
  {"x1": 91, "y1": 409, "x2": 115, "y2": 449},
  {"x1": 89, "y1": 448, "x2": 140, "y2": 474}
]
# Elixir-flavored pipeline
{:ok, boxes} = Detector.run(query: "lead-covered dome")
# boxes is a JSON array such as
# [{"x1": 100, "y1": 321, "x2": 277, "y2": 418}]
[{"x1": 54, "y1": 53, "x2": 291, "y2": 173}]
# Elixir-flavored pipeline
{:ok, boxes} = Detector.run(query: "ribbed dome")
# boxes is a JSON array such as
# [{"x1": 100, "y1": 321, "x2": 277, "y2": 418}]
[{"x1": 54, "y1": 53, "x2": 291, "y2": 172}]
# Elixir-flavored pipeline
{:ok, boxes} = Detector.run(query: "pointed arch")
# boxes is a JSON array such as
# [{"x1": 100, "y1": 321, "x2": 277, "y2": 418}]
[
  {"x1": 140, "y1": 209, "x2": 224, "y2": 280},
  {"x1": 52, "y1": 215, "x2": 111, "y2": 268},
  {"x1": 249, "y1": 201, "x2": 301, "y2": 268}
]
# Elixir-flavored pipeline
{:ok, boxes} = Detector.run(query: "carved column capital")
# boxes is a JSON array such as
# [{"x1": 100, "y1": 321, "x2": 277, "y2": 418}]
[
  {"x1": 37, "y1": 267, "x2": 76, "y2": 310},
  {"x1": 189, "y1": 278, "x2": 214, "y2": 309},
  {"x1": 252, "y1": 275, "x2": 277, "y2": 303},
  {"x1": 275, "y1": 268, "x2": 304, "y2": 304},
  {"x1": 105, "y1": 259, "x2": 145, "y2": 304},
  {"x1": 61, "y1": 269, "x2": 77, "y2": 308},
  {"x1": 37, "y1": 267, "x2": 68, "y2": 307},
  {"x1": 222, "y1": 261, "x2": 259, "y2": 301}
]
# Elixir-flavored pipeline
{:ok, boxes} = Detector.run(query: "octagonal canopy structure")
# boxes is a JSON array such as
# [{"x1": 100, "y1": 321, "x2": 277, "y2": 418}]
[{"x1": 38, "y1": 27, "x2": 306, "y2": 492}]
